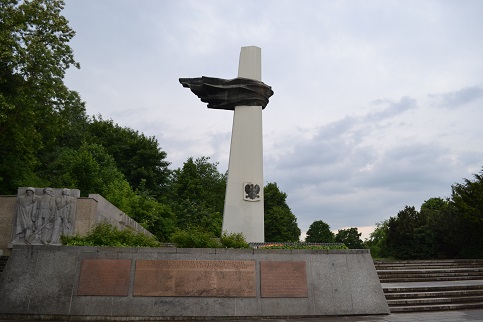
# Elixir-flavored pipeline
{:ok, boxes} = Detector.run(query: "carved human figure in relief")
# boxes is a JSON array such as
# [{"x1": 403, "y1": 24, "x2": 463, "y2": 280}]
[
  {"x1": 14, "y1": 187, "x2": 39, "y2": 243},
  {"x1": 51, "y1": 188, "x2": 76, "y2": 244},
  {"x1": 36, "y1": 187, "x2": 56, "y2": 244}
]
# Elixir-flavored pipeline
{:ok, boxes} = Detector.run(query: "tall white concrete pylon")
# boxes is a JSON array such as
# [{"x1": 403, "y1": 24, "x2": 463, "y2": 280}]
[{"x1": 222, "y1": 46, "x2": 265, "y2": 242}]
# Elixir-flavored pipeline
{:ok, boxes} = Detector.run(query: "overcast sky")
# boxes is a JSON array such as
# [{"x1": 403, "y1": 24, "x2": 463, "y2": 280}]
[{"x1": 62, "y1": 0, "x2": 483, "y2": 239}]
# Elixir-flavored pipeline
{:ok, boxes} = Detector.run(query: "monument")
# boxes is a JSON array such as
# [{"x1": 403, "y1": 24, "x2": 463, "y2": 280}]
[
  {"x1": 0, "y1": 187, "x2": 153, "y2": 254},
  {"x1": 180, "y1": 46, "x2": 273, "y2": 242},
  {"x1": 0, "y1": 47, "x2": 390, "y2": 319},
  {"x1": 11, "y1": 187, "x2": 79, "y2": 245}
]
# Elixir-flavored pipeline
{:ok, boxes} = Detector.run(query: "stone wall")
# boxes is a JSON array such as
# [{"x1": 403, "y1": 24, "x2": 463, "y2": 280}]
[
  {"x1": 0, "y1": 190, "x2": 153, "y2": 255},
  {"x1": 0, "y1": 246, "x2": 389, "y2": 319},
  {"x1": 0, "y1": 196, "x2": 16, "y2": 256}
]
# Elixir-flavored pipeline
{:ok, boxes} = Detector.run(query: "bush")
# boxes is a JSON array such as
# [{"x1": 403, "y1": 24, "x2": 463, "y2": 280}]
[
  {"x1": 61, "y1": 222, "x2": 161, "y2": 247},
  {"x1": 170, "y1": 227, "x2": 221, "y2": 248},
  {"x1": 220, "y1": 231, "x2": 250, "y2": 248}
]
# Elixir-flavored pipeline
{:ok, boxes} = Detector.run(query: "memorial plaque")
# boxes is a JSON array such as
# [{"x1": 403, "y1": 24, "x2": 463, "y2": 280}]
[
  {"x1": 133, "y1": 260, "x2": 256, "y2": 297},
  {"x1": 260, "y1": 261, "x2": 308, "y2": 298},
  {"x1": 77, "y1": 259, "x2": 131, "y2": 296}
]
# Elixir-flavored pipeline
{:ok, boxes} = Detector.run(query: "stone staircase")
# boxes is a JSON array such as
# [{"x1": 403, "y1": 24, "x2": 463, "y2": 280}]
[{"x1": 375, "y1": 259, "x2": 483, "y2": 312}]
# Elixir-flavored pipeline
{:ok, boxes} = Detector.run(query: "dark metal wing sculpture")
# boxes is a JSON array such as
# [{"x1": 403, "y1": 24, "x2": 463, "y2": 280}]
[{"x1": 179, "y1": 76, "x2": 273, "y2": 110}]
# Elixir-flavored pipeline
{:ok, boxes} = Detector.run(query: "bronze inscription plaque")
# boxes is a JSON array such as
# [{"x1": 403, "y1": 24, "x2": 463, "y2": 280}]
[
  {"x1": 77, "y1": 259, "x2": 131, "y2": 296},
  {"x1": 133, "y1": 260, "x2": 256, "y2": 297},
  {"x1": 260, "y1": 261, "x2": 308, "y2": 298}
]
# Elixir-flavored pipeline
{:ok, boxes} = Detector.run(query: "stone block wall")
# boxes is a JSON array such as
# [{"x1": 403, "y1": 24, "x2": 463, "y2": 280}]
[{"x1": 0, "y1": 246, "x2": 389, "y2": 319}]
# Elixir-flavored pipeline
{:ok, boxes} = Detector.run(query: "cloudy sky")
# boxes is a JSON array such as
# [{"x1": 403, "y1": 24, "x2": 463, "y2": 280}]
[{"x1": 62, "y1": 1, "x2": 483, "y2": 239}]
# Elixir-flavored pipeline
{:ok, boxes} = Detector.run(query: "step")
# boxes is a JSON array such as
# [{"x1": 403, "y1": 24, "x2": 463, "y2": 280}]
[
  {"x1": 383, "y1": 284, "x2": 483, "y2": 293},
  {"x1": 376, "y1": 260, "x2": 483, "y2": 312},
  {"x1": 378, "y1": 272, "x2": 483, "y2": 280},
  {"x1": 389, "y1": 301, "x2": 483, "y2": 313},
  {"x1": 374, "y1": 260, "x2": 483, "y2": 265},
  {"x1": 379, "y1": 276, "x2": 483, "y2": 283},
  {"x1": 388, "y1": 295, "x2": 483, "y2": 306},
  {"x1": 384, "y1": 289, "x2": 483, "y2": 299},
  {"x1": 377, "y1": 271, "x2": 483, "y2": 278},
  {"x1": 376, "y1": 264, "x2": 483, "y2": 270},
  {"x1": 377, "y1": 267, "x2": 483, "y2": 272}
]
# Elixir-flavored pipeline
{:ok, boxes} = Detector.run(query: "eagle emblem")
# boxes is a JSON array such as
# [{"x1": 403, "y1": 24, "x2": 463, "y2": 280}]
[{"x1": 244, "y1": 183, "x2": 261, "y2": 201}]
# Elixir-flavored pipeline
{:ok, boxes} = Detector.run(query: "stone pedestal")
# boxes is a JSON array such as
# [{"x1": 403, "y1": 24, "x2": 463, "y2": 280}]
[{"x1": 0, "y1": 246, "x2": 390, "y2": 319}]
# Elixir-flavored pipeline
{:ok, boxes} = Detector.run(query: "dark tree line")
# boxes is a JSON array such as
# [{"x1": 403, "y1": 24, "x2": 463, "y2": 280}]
[
  {"x1": 366, "y1": 169, "x2": 483, "y2": 259},
  {"x1": 304, "y1": 220, "x2": 364, "y2": 249},
  {"x1": 0, "y1": 0, "x2": 302, "y2": 243}
]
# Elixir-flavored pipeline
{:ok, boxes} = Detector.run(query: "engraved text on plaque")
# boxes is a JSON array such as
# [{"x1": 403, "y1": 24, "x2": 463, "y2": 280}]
[
  {"x1": 260, "y1": 261, "x2": 308, "y2": 298},
  {"x1": 133, "y1": 260, "x2": 256, "y2": 297},
  {"x1": 77, "y1": 259, "x2": 131, "y2": 296}
]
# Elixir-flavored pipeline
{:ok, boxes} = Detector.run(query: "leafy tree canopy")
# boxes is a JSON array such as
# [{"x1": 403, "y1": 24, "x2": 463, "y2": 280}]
[
  {"x1": 451, "y1": 169, "x2": 483, "y2": 223},
  {"x1": 264, "y1": 182, "x2": 301, "y2": 242},
  {"x1": 364, "y1": 220, "x2": 390, "y2": 258},
  {"x1": 335, "y1": 227, "x2": 364, "y2": 249},
  {"x1": 0, "y1": 0, "x2": 85, "y2": 194},
  {"x1": 167, "y1": 156, "x2": 226, "y2": 236},
  {"x1": 305, "y1": 220, "x2": 335, "y2": 243},
  {"x1": 87, "y1": 116, "x2": 171, "y2": 197}
]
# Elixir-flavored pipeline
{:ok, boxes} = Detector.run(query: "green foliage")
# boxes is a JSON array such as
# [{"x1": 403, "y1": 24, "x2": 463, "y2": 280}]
[
  {"x1": 379, "y1": 170, "x2": 483, "y2": 259},
  {"x1": 60, "y1": 222, "x2": 160, "y2": 247},
  {"x1": 364, "y1": 220, "x2": 390, "y2": 258},
  {"x1": 167, "y1": 157, "x2": 226, "y2": 237},
  {"x1": 305, "y1": 220, "x2": 335, "y2": 243},
  {"x1": 128, "y1": 184, "x2": 177, "y2": 242},
  {"x1": 386, "y1": 206, "x2": 432, "y2": 259},
  {"x1": 451, "y1": 169, "x2": 483, "y2": 223},
  {"x1": 170, "y1": 228, "x2": 250, "y2": 249},
  {"x1": 264, "y1": 182, "x2": 301, "y2": 242},
  {"x1": 169, "y1": 227, "x2": 221, "y2": 248},
  {"x1": 335, "y1": 227, "x2": 364, "y2": 249},
  {"x1": 0, "y1": 0, "x2": 84, "y2": 194},
  {"x1": 220, "y1": 231, "x2": 250, "y2": 248},
  {"x1": 47, "y1": 142, "x2": 126, "y2": 196},
  {"x1": 87, "y1": 116, "x2": 170, "y2": 197}
]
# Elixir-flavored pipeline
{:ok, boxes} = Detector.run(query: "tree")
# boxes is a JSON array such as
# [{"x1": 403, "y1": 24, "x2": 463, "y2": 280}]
[
  {"x1": 0, "y1": 0, "x2": 83, "y2": 194},
  {"x1": 47, "y1": 142, "x2": 129, "y2": 198},
  {"x1": 335, "y1": 227, "x2": 364, "y2": 249},
  {"x1": 365, "y1": 220, "x2": 390, "y2": 258},
  {"x1": 264, "y1": 182, "x2": 301, "y2": 242},
  {"x1": 305, "y1": 220, "x2": 334, "y2": 243},
  {"x1": 128, "y1": 184, "x2": 176, "y2": 242},
  {"x1": 386, "y1": 205, "x2": 437, "y2": 259},
  {"x1": 451, "y1": 169, "x2": 483, "y2": 223},
  {"x1": 265, "y1": 206, "x2": 301, "y2": 242},
  {"x1": 449, "y1": 170, "x2": 483, "y2": 258},
  {"x1": 87, "y1": 117, "x2": 170, "y2": 197},
  {"x1": 418, "y1": 197, "x2": 460, "y2": 258},
  {"x1": 167, "y1": 157, "x2": 226, "y2": 236}
]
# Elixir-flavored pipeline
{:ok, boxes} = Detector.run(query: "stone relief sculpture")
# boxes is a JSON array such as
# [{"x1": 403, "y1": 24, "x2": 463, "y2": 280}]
[
  {"x1": 13, "y1": 187, "x2": 39, "y2": 243},
  {"x1": 12, "y1": 187, "x2": 77, "y2": 245},
  {"x1": 51, "y1": 188, "x2": 76, "y2": 244},
  {"x1": 28, "y1": 188, "x2": 55, "y2": 244}
]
